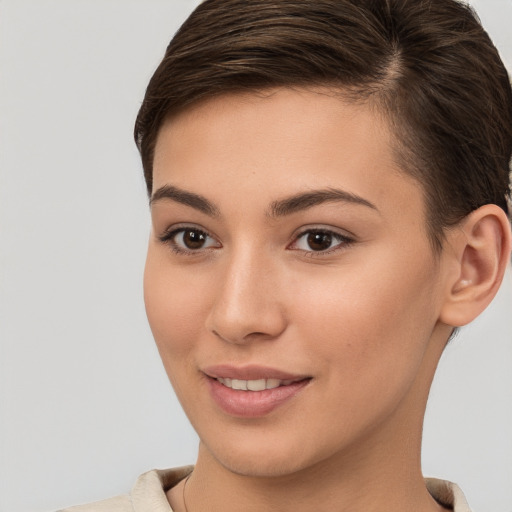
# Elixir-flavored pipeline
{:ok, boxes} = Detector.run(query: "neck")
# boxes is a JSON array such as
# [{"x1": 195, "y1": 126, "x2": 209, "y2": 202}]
[{"x1": 181, "y1": 409, "x2": 443, "y2": 512}]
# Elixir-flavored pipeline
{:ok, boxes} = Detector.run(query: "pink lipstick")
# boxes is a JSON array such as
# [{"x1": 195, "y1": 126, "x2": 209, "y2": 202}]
[{"x1": 203, "y1": 365, "x2": 311, "y2": 418}]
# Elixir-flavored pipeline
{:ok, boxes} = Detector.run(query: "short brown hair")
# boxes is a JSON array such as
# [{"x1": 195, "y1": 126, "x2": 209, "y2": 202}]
[{"x1": 134, "y1": 0, "x2": 512, "y2": 249}]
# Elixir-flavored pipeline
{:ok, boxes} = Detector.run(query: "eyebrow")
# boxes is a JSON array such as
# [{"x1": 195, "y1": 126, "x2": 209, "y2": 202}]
[
  {"x1": 150, "y1": 184, "x2": 378, "y2": 218},
  {"x1": 268, "y1": 188, "x2": 379, "y2": 217},
  {"x1": 150, "y1": 184, "x2": 220, "y2": 217}
]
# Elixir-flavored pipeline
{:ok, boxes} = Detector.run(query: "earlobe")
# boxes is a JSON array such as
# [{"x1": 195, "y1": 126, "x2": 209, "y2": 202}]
[{"x1": 440, "y1": 204, "x2": 511, "y2": 327}]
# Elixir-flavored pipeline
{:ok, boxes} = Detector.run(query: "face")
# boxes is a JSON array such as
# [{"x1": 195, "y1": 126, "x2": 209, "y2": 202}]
[{"x1": 145, "y1": 88, "x2": 452, "y2": 478}]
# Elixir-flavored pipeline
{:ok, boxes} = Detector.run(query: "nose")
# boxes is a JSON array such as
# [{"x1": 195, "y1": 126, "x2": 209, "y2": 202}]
[{"x1": 205, "y1": 248, "x2": 287, "y2": 345}]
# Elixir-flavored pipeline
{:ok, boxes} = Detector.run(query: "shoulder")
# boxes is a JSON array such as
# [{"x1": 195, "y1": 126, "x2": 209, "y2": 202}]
[
  {"x1": 58, "y1": 494, "x2": 133, "y2": 512},
  {"x1": 59, "y1": 466, "x2": 194, "y2": 512},
  {"x1": 425, "y1": 477, "x2": 472, "y2": 512}
]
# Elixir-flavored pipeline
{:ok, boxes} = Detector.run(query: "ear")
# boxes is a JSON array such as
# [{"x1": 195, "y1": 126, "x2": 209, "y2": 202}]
[{"x1": 439, "y1": 204, "x2": 511, "y2": 327}]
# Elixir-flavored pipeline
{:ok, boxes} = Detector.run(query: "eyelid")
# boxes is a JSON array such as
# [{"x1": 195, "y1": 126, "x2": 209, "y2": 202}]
[
  {"x1": 157, "y1": 223, "x2": 355, "y2": 256},
  {"x1": 158, "y1": 223, "x2": 222, "y2": 254},
  {"x1": 288, "y1": 226, "x2": 356, "y2": 255}
]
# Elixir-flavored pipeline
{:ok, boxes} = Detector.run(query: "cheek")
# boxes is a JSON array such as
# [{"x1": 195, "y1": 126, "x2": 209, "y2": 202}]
[
  {"x1": 143, "y1": 248, "x2": 209, "y2": 361},
  {"x1": 289, "y1": 254, "x2": 439, "y2": 389}
]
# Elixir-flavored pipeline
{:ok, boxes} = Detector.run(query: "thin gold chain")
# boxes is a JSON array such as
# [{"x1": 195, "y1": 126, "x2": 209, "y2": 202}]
[{"x1": 182, "y1": 473, "x2": 192, "y2": 512}]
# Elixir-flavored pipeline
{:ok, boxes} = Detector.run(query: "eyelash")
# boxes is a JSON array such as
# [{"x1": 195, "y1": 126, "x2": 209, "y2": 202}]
[
  {"x1": 159, "y1": 226, "x2": 220, "y2": 255},
  {"x1": 289, "y1": 228, "x2": 355, "y2": 256},
  {"x1": 158, "y1": 226, "x2": 355, "y2": 256}
]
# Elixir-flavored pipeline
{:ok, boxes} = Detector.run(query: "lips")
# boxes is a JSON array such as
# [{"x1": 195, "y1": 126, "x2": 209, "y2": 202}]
[
  {"x1": 203, "y1": 365, "x2": 311, "y2": 417},
  {"x1": 203, "y1": 364, "x2": 309, "y2": 381},
  {"x1": 216, "y1": 377, "x2": 296, "y2": 391}
]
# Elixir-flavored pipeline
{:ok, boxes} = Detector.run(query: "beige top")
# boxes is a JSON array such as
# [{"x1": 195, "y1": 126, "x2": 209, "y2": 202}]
[{"x1": 59, "y1": 467, "x2": 472, "y2": 512}]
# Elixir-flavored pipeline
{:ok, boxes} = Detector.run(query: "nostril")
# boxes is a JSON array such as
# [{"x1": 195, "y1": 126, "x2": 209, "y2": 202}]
[
  {"x1": 211, "y1": 328, "x2": 281, "y2": 344},
  {"x1": 207, "y1": 289, "x2": 288, "y2": 344},
  {"x1": 245, "y1": 331, "x2": 271, "y2": 339}
]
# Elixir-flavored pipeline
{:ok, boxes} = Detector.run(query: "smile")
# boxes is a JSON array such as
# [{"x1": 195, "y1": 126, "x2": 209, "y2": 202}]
[
  {"x1": 204, "y1": 366, "x2": 311, "y2": 417},
  {"x1": 215, "y1": 377, "x2": 299, "y2": 391}
]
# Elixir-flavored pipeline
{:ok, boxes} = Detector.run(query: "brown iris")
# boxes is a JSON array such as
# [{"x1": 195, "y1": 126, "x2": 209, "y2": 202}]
[
  {"x1": 182, "y1": 229, "x2": 208, "y2": 249},
  {"x1": 307, "y1": 232, "x2": 333, "y2": 251}
]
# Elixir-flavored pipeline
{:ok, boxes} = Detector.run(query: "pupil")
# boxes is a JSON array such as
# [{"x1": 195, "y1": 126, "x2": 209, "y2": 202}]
[
  {"x1": 184, "y1": 230, "x2": 206, "y2": 249},
  {"x1": 307, "y1": 232, "x2": 332, "y2": 251}
]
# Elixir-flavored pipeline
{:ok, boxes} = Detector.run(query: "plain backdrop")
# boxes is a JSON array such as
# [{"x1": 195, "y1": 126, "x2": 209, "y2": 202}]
[{"x1": 0, "y1": 1, "x2": 511, "y2": 511}]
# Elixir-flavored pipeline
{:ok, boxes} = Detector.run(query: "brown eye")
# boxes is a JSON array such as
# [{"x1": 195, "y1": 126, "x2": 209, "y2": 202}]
[
  {"x1": 160, "y1": 227, "x2": 220, "y2": 253},
  {"x1": 290, "y1": 228, "x2": 353, "y2": 254},
  {"x1": 182, "y1": 229, "x2": 208, "y2": 249},
  {"x1": 306, "y1": 232, "x2": 333, "y2": 251}
]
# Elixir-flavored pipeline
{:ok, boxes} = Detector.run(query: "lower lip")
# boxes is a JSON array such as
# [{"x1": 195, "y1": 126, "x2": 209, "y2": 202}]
[{"x1": 206, "y1": 377, "x2": 310, "y2": 418}]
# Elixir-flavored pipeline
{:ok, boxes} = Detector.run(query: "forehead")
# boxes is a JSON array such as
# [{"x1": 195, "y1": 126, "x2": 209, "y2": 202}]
[{"x1": 152, "y1": 87, "x2": 426, "y2": 227}]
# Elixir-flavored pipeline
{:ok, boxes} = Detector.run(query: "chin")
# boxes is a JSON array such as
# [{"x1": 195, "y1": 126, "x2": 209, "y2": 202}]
[
  {"x1": 215, "y1": 451, "x2": 309, "y2": 479},
  {"x1": 199, "y1": 432, "x2": 336, "y2": 480}
]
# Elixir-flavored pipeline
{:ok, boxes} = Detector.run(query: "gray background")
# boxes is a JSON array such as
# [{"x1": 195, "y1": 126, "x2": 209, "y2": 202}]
[{"x1": 0, "y1": 1, "x2": 511, "y2": 511}]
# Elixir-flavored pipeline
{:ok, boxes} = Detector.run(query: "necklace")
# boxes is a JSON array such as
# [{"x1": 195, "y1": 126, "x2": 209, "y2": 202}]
[{"x1": 182, "y1": 473, "x2": 191, "y2": 512}]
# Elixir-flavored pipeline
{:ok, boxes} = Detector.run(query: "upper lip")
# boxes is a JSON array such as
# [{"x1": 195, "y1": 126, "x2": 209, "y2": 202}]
[{"x1": 203, "y1": 364, "x2": 310, "y2": 381}]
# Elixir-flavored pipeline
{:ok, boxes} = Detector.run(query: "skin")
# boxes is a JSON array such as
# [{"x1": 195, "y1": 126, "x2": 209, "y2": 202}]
[{"x1": 144, "y1": 88, "x2": 507, "y2": 512}]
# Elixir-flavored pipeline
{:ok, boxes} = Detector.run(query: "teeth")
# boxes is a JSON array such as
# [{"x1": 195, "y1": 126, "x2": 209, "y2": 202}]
[
  {"x1": 246, "y1": 379, "x2": 266, "y2": 391},
  {"x1": 231, "y1": 379, "x2": 247, "y2": 390},
  {"x1": 266, "y1": 378, "x2": 281, "y2": 389},
  {"x1": 216, "y1": 377, "x2": 296, "y2": 391}
]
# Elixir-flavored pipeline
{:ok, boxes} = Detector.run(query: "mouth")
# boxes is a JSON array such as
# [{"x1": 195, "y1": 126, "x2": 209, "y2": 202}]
[
  {"x1": 215, "y1": 377, "x2": 305, "y2": 391},
  {"x1": 203, "y1": 365, "x2": 311, "y2": 417}
]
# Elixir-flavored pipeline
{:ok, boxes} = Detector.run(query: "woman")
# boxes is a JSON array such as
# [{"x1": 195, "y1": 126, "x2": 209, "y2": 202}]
[{"x1": 63, "y1": 0, "x2": 512, "y2": 510}]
